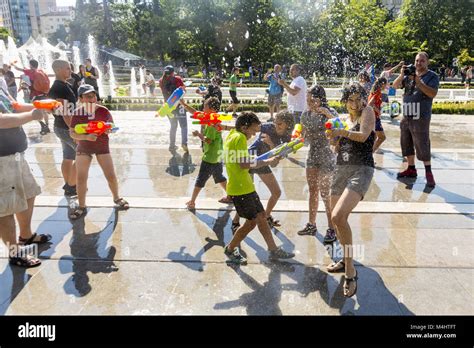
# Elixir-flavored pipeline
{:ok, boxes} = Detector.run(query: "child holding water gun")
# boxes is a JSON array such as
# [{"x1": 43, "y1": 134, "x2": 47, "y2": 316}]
[
  {"x1": 68, "y1": 84, "x2": 129, "y2": 220},
  {"x1": 368, "y1": 77, "x2": 388, "y2": 153},
  {"x1": 231, "y1": 110, "x2": 295, "y2": 232},
  {"x1": 297, "y1": 85, "x2": 338, "y2": 243},
  {"x1": 180, "y1": 97, "x2": 233, "y2": 210}
]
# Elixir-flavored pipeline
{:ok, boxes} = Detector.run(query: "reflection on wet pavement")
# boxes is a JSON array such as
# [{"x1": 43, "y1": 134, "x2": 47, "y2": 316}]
[{"x1": 1, "y1": 112, "x2": 472, "y2": 315}]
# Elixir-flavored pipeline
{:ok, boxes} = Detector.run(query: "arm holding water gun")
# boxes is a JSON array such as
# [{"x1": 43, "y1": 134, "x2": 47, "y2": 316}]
[
  {"x1": 255, "y1": 124, "x2": 304, "y2": 161},
  {"x1": 180, "y1": 99, "x2": 234, "y2": 132}
]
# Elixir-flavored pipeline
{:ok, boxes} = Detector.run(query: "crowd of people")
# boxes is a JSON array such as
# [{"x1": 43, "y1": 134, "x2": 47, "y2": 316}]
[{"x1": 0, "y1": 51, "x2": 440, "y2": 299}]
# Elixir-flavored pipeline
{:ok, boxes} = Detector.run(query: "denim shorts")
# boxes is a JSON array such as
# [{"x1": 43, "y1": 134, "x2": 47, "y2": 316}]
[
  {"x1": 331, "y1": 165, "x2": 374, "y2": 199},
  {"x1": 54, "y1": 126, "x2": 76, "y2": 160}
]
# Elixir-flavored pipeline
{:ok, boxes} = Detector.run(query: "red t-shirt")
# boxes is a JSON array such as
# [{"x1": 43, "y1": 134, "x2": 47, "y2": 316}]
[
  {"x1": 23, "y1": 69, "x2": 44, "y2": 98},
  {"x1": 159, "y1": 75, "x2": 184, "y2": 99},
  {"x1": 368, "y1": 90, "x2": 382, "y2": 118},
  {"x1": 70, "y1": 105, "x2": 113, "y2": 154}
]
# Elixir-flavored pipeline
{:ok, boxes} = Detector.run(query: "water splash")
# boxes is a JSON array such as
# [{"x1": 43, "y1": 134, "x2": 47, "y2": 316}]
[
  {"x1": 72, "y1": 46, "x2": 82, "y2": 72},
  {"x1": 87, "y1": 34, "x2": 103, "y2": 96},
  {"x1": 130, "y1": 67, "x2": 137, "y2": 97},
  {"x1": 108, "y1": 60, "x2": 116, "y2": 98},
  {"x1": 139, "y1": 67, "x2": 145, "y2": 96}
]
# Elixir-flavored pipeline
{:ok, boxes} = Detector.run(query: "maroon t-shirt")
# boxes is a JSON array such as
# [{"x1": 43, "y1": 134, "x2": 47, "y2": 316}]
[{"x1": 70, "y1": 105, "x2": 113, "y2": 154}]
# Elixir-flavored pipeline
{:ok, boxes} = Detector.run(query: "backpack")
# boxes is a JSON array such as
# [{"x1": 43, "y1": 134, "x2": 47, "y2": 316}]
[{"x1": 32, "y1": 70, "x2": 50, "y2": 94}]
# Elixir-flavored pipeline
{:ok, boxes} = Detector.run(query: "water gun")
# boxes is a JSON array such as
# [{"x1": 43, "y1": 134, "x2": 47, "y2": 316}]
[
  {"x1": 256, "y1": 124, "x2": 304, "y2": 161},
  {"x1": 191, "y1": 111, "x2": 232, "y2": 132},
  {"x1": 156, "y1": 87, "x2": 185, "y2": 117},
  {"x1": 325, "y1": 117, "x2": 348, "y2": 134},
  {"x1": 74, "y1": 121, "x2": 118, "y2": 136},
  {"x1": 85, "y1": 71, "x2": 92, "y2": 77},
  {"x1": 11, "y1": 99, "x2": 62, "y2": 111}
]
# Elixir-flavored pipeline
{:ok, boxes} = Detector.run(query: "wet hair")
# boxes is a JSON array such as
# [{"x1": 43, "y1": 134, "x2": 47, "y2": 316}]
[
  {"x1": 383, "y1": 63, "x2": 391, "y2": 69},
  {"x1": 205, "y1": 96, "x2": 221, "y2": 112},
  {"x1": 274, "y1": 110, "x2": 295, "y2": 131},
  {"x1": 29, "y1": 59, "x2": 39, "y2": 69},
  {"x1": 370, "y1": 77, "x2": 388, "y2": 94},
  {"x1": 357, "y1": 71, "x2": 370, "y2": 82},
  {"x1": 341, "y1": 82, "x2": 368, "y2": 104},
  {"x1": 417, "y1": 51, "x2": 429, "y2": 60},
  {"x1": 308, "y1": 85, "x2": 328, "y2": 108},
  {"x1": 235, "y1": 111, "x2": 261, "y2": 131}
]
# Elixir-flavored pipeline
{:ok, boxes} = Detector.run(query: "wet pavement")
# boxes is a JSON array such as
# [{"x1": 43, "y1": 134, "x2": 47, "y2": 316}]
[{"x1": 1, "y1": 111, "x2": 473, "y2": 315}]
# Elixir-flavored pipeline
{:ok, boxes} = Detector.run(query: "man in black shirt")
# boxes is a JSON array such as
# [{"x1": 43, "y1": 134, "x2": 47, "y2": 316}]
[
  {"x1": 48, "y1": 60, "x2": 78, "y2": 196},
  {"x1": 84, "y1": 58, "x2": 100, "y2": 100},
  {"x1": 0, "y1": 107, "x2": 50, "y2": 267}
]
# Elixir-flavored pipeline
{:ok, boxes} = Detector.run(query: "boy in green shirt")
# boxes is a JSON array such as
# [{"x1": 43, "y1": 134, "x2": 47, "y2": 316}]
[
  {"x1": 226, "y1": 67, "x2": 241, "y2": 115},
  {"x1": 181, "y1": 97, "x2": 233, "y2": 210},
  {"x1": 223, "y1": 112, "x2": 295, "y2": 265}
]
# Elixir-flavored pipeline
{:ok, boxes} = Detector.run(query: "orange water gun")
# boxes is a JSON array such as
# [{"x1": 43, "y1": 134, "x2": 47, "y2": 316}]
[{"x1": 11, "y1": 99, "x2": 62, "y2": 111}]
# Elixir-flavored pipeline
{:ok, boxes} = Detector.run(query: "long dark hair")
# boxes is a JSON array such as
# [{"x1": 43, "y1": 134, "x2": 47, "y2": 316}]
[
  {"x1": 308, "y1": 85, "x2": 328, "y2": 108},
  {"x1": 370, "y1": 77, "x2": 387, "y2": 94}
]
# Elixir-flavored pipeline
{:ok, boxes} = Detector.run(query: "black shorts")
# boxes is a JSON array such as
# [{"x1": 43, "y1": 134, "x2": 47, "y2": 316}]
[
  {"x1": 195, "y1": 161, "x2": 226, "y2": 188},
  {"x1": 229, "y1": 90, "x2": 239, "y2": 104},
  {"x1": 231, "y1": 191, "x2": 264, "y2": 220},
  {"x1": 249, "y1": 165, "x2": 272, "y2": 175}
]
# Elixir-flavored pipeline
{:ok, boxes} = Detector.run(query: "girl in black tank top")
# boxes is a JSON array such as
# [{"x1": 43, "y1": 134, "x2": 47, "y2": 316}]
[
  {"x1": 337, "y1": 122, "x2": 375, "y2": 167},
  {"x1": 325, "y1": 83, "x2": 376, "y2": 299}
]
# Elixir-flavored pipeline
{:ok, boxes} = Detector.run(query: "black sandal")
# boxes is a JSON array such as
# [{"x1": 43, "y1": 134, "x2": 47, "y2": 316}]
[
  {"x1": 344, "y1": 270, "x2": 358, "y2": 298},
  {"x1": 69, "y1": 206, "x2": 87, "y2": 220},
  {"x1": 114, "y1": 198, "x2": 130, "y2": 210},
  {"x1": 19, "y1": 233, "x2": 52, "y2": 245},
  {"x1": 267, "y1": 215, "x2": 281, "y2": 227},
  {"x1": 9, "y1": 255, "x2": 41, "y2": 268}
]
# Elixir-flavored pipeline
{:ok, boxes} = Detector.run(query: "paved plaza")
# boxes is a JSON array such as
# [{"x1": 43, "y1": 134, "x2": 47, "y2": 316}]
[{"x1": 1, "y1": 111, "x2": 473, "y2": 315}]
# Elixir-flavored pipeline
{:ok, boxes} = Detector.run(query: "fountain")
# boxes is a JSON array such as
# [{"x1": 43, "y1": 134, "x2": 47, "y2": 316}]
[
  {"x1": 87, "y1": 34, "x2": 103, "y2": 96},
  {"x1": 130, "y1": 67, "x2": 137, "y2": 97},
  {"x1": 108, "y1": 60, "x2": 116, "y2": 98},
  {"x1": 139, "y1": 67, "x2": 145, "y2": 96},
  {"x1": 72, "y1": 46, "x2": 82, "y2": 71}
]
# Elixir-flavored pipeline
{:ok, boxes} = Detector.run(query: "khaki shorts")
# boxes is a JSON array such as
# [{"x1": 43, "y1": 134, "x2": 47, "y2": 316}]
[{"x1": 0, "y1": 153, "x2": 41, "y2": 218}]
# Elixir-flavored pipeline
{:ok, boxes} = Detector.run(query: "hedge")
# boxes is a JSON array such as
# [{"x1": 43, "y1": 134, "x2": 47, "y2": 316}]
[{"x1": 103, "y1": 101, "x2": 474, "y2": 114}]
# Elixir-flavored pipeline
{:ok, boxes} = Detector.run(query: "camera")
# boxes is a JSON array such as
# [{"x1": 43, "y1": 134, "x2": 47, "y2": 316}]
[{"x1": 403, "y1": 64, "x2": 416, "y2": 76}]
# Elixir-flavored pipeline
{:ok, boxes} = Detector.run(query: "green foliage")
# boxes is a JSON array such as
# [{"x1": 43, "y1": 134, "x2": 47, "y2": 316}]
[
  {"x1": 0, "y1": 27, "x2": 10, "y2": 43},
  {"x1": 457, "y1": 48, "x2": 474, "y2": 67},
  {"x1": 67, "y1": 0, "x2": 472, "y2": 75}
]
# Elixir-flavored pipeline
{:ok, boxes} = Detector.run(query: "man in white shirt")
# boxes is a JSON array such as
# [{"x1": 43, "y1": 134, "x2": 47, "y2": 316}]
[{"x1": 278, "y1": 64, "x2": 307, "y2": 124}]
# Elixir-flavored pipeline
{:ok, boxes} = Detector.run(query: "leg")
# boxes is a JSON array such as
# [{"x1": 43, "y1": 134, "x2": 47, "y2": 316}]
[
  {"x1": 96, "y1": 154, "x2": 119, "y2": 201},
  {"x1": 177, "y1": 113, "x2": 188, "y2": 146},
  {"x1": 228, "y1": 219, "x2": 256, "y2": 250},
  {"x1": 258, "y1": 173, "x2": 281, "y2": 218},
  {"x1": 168, "y1": 116, "x2": 178, "y2": 149},
  {"x1": 318, "y1": 172, "x2": 334, "y2": 229},
  {"x1": 331, "y1": 189, "x2": 362, "y2": 295},
  {"x1": 268, "y1": 104, "x2": 274, "y2": 120},
  {"x1": 186, "y1": 186, "x2": 202, "y2": 209},
  {"x1": 75, "y1": 154, "x2": 93, "y2": 208},
  {"x1": 255, "y1": 212, "x2": 278, "y2": 250},
  {"x1": 373, "y1": 131, "x2": 386, "y2": 153},
  {"x1": 61, "y1": 159, "x2": 77, "y2": 186},
  {"x1": 15, "y1": 197, "x2": 35, "y2": 239},
  {"x1": 306, "y1": 168, "x2": 320, "y2": 225},
  {"x1": 0, "y1": 215, "x2": 17, "y2": 247}
]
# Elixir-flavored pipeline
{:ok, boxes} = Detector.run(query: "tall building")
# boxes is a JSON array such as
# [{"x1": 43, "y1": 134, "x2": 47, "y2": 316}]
[
  {"x1": 29, "y1": 0, "x2": 56, "y2": 37},
  {"x1": 39, "y1": 6, "x2": 75, "y2": 37},
  {"x1": 0, "y1": 0, "x2": 32, "y2": 44}
]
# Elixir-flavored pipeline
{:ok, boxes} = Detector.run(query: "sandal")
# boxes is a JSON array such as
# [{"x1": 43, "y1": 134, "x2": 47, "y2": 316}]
[
  {"x1": 18, "y1": 233, "x2": 52, "y2": 245},
  {"x1": 231, "y1": 222, "x2": 240, "y2": 234},
  {"x1": 114, "y1": 198, "x2": 130, "y2": 210},
  {"x1": 267, "y1": 215, "x2": 281, "y2": 227},
  {"x1": 218, "y1": 196, "x2": 233, "y2": 204},
  {"x1": 9, "y1": 254, "x2": 41, "y2": 268},
  {"x1": 327, "y1": 260, "x2": 345, "y2": 273},
  {"x1": 69, "y1": 206, "x2": 87, "y2": 220},
  {"x1": 343, "y1": 270, "x2": 358, "y2": 298}
]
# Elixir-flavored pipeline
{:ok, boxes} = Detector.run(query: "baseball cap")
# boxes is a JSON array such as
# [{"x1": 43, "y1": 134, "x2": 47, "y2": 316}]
[
  {"x1": 164, "y1": 65, "x2": 174, "y2": 74},
  {"x1": 78, "y1": 84, "x2": 96, "y2": 96}
]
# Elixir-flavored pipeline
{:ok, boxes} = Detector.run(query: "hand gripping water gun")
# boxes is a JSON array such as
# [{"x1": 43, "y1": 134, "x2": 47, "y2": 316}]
[
  {"x1": 11, "y1": 99, "x2": 62, "y2": 111},
  {"x1": 74, "y1": 121, "x2": 118, "y2": 136},
  {"x1": 156, "y1": 87, "x2": 185, "y2": 117},
  {"x1": 191, "y1": 111, "x2": 232, "y2": 132},
  {"x1": 256, "y1": 124, "x2": 304, "y2": 161},
  {"x1": 325, "y1": 117, "x2": 348, "y2": 134}
]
